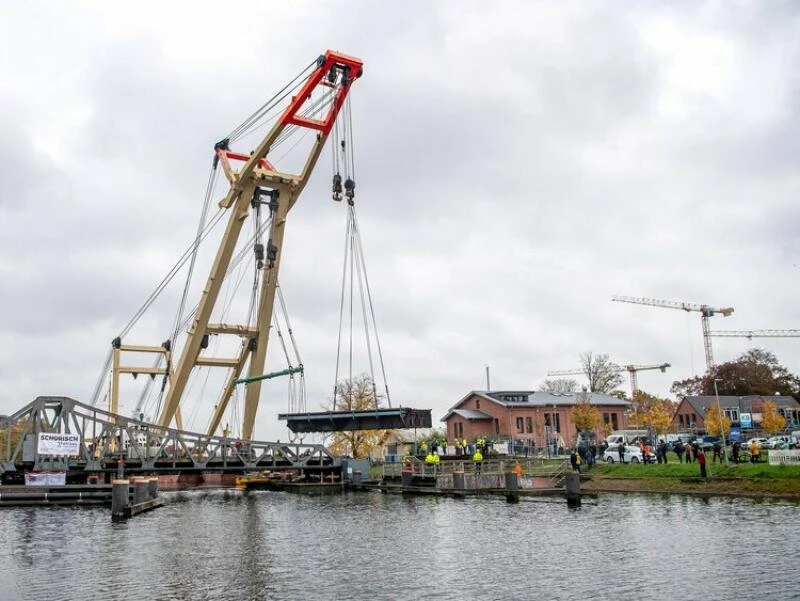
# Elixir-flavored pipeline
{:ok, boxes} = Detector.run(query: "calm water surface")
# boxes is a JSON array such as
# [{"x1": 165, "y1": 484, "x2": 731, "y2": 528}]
[{"x1": 0, "y1": 490, "x2": 798, "y2": 601}]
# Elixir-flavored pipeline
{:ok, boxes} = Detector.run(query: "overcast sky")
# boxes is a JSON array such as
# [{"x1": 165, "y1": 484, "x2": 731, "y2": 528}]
[{"x1": 0, "y1": 1, "x2": 798, "y2": 442}]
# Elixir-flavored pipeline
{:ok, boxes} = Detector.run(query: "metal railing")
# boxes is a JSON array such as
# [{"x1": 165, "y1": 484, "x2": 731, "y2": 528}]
[
  {"x1": 0, "y1": 396, "x2": 336, "y2": 475},
  {"x1": 382, "y1": 457, "x2": 567, "y2": 480}
]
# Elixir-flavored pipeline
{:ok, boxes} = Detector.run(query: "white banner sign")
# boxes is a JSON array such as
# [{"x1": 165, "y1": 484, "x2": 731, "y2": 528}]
[
  {"x1": 24, "y1": 471, "x2": 66, "y2": 486},
  {"x1": 768, "y1": 450, "x2": 800, "y2": 466},
  {"x1": 37, "y1": 433, "x2": 80, "y2": 456}
]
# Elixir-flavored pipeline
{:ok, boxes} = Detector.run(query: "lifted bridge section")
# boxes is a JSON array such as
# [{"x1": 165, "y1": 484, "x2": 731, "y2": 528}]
[{"x1": 278, "y1": 407, "x2": 432, "y2": 433}]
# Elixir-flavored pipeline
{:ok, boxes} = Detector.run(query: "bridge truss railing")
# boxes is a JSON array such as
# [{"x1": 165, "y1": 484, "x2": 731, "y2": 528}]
[{"x1": 0, "y1": 396, "x2": 337, "y2": 475}]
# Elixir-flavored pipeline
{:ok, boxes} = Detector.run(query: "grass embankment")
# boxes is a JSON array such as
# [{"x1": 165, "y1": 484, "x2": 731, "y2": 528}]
[{"x1": 585, "y1": 462, "x2": 800, "y2": 498}]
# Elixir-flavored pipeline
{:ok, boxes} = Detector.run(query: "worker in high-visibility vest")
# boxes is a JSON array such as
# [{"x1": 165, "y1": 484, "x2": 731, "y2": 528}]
[{"x1": 473, "y1": 448, "x2": 483, "y2": 474}]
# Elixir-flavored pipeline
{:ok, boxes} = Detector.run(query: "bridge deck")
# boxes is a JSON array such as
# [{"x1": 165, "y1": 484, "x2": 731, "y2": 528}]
[{"x1": 278, "y1": 408, "x2": 432, "y2": 433}]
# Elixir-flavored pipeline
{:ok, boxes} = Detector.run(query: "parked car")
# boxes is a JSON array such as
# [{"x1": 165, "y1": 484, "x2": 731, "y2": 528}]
[
  {"x1": 693, "y1": 435, "x2": 721, "y2": 451},
  {"x1": 603, "y1": 445, "x2": 647, "y2": 464},
  {"x1": 765, "y1": 436, "x2": 792, "y2": 450}
]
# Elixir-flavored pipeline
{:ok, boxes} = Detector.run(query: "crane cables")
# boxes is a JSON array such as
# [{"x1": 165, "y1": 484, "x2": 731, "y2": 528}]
[{"x1": 331, "y1": 96, "x2": 392, "y2": 411}]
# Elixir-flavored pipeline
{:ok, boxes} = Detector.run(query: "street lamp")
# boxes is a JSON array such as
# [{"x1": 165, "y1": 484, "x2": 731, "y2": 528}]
[{"x1": 713, "y1": 379, "x2": 729, "y2": 465}]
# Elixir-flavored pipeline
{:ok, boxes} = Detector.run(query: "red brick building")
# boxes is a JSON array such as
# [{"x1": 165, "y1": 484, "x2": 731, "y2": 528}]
[
  {"x1": 672, "y1": 395, "x2": 800, "y2": 434},
  {"x1": 441, "y1": 390, "x2": 630, "y2": 449}
]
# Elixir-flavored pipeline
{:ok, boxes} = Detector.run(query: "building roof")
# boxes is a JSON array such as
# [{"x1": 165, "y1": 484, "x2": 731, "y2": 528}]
[
  {"x1": 680, "y1": 395, "x2": 800, "y2": 414},
  {"x1": 441, "y1": 390, "x2": 631, "y2": 422},
  {"x1": 451, "y1": 409, "x2": 494, "y2": 420}
]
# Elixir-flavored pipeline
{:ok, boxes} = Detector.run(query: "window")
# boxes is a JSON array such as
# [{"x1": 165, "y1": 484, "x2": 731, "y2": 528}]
[
  {"x1": 495, "y1": 418, "x2": 500, "y2": 434},
  {"x1": 724, "y1": 409, "x2": 739, "y2": 422},
  {"x1": 611, "y1": 413, "x2": 618, "y2": 430},
  {"x1": 516, "y1": 417, "x2": 524, "y2": 433},
  {"x1": 526, "y1": 417, "x2": 533, "y2": 433},
  {"x1": 603, "y1": 413, "x2": 610, "y2": 424},
  {"x1": 476, "y1": 399, "x2": 480, "y2": 409},
  {"x1": 544, "y1": 412, "x2": 561, "y2": 433},
  {"x1": 502, "y1": 395, "x2": 527, "y2": 402}
]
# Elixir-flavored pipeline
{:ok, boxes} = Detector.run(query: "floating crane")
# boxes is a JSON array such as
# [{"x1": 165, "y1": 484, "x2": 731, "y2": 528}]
[
  {"x1": 710, "y1": 330, "x2": 800, "y2": 339},
  {"x1": 612, "y1": 295, "x2": 734, "y2": 370},
  {"x1": 547, "y1": 362, "x2": 671, "y2": 404}
]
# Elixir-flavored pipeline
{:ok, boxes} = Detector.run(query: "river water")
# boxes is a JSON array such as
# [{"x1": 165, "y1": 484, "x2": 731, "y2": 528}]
[{"x1": 0, "y1": 490, "x2": 797, "y2": 601}]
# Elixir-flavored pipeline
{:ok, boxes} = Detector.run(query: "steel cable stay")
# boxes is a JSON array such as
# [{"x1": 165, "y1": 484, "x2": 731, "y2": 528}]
[
  {"x1": 226, "y1": 59, "x2": 317, "y2": 143},
  {"x1": 90, "y1": 170, "x2": 226, "y2": 407},
  {"x1": 128, "y1": 191, "x2": 270, "y2": 422}
]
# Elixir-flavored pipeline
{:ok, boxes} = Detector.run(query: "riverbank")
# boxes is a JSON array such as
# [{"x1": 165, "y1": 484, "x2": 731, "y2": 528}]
[{"x1": 583, "y1": 462, "x2": 800, "y2": 499}]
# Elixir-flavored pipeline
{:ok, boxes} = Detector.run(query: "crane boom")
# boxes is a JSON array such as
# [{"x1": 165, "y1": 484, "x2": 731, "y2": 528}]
[
  {"x1": 710, "y1": 330, "x2": 800, "y2": 338},
  {"x1": 157, "y1": 50, "x2": 364, "y2": 440},
  {"x1": 612, "y1": 295, "x2": 734, "y2": 369}
]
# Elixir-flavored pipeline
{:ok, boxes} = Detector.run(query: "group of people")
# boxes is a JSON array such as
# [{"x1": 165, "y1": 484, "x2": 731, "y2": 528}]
[{"x1": 569, "y1": 441, "x2": 598, "y2": 472}]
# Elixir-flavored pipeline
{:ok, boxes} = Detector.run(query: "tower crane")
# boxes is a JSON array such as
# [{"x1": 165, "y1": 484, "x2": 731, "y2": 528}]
[
  {"x1": 547, "y1": 362, "x2": 671, "y2": 404},
  {"x1": 710, "y1": 330, "x2": 800, "y2": 339},
  {"x1": 612, "y1": 295, "x2": 734, "y2": 370}
]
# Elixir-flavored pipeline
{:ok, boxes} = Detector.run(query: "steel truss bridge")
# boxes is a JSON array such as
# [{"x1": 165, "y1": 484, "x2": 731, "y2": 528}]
[{"x1": 0, "y1": 397, "x2": 337, "y2": 481}]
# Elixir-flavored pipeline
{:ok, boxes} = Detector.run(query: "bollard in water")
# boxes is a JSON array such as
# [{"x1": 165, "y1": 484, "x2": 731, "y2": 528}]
[
  {"x1": 133, "y1": 478, "x2": 149, "y2": 505},
  {"x1": 504, "y1": 471, "x2": 519, "y2": 503},
  {"x1": 401, "y1": 465, "x2": 413, "y2": 489},
  {"x1": 111, "y1": 479, "x2": 129, "y2": 521},
  {"x1": 452, "y1": 470, "x2": 465, "y2": 497},
  {"x1": 352, "y1": 470, "x2": 362, "y2": 486},
  {"x1": 565, "y1": 472, "x2": 581, "y2": 507},
  {"x1": 147, "y1": 477, "x2": 159, "y2": 500}
]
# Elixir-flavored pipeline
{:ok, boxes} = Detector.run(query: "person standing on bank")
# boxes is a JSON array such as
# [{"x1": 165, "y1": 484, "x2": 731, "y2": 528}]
[
  {"x1": 697, "y1": 446, "x2": 707, "y2": 479},
  {"x1": 618, "y1": 441, "x2": 626, "y2": 464}
]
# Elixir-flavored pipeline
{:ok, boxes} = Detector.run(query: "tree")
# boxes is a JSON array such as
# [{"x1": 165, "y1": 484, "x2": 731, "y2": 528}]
[
  {"x1": 579, "y1": 351, "x2": 624, "y2": 394},
  {"x1": 704, "y1": 398, "x2": 731, "y2": 437},
  {"x1": 761, "y1": 400, "x2": 786, "y2": 435},
  {"x1": 539, "y1": 378, "x2": 578, "y2": 394},
  {"x1": 671, "y1": 348, "x2": 800, "y2": 398},
  {"x1": 570, "y1": 391, "x2": 602, "y2": 434},
  {"x1": 0, "y1": 417, "x2": 27, "y2": 461},
  {"x1": 325, "y1": 375, "x2": 390, "y2": 459},
  {"x1": 670, "y1": 375, "x2": 703, "y2": 398},
  {"x1": 635, "y1": 391, "x2": 675, "y2": 434}
]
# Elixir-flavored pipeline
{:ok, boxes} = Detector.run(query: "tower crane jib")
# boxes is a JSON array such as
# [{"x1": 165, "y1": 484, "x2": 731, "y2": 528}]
[{"x1": 612, "y1": 295, "x2": 734, "y2": 370}]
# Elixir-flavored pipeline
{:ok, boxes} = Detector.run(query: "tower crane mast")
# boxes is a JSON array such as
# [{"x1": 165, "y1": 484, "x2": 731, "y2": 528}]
[{"x1": 612, "y1": 295, "x2": 734, "y2": 369}]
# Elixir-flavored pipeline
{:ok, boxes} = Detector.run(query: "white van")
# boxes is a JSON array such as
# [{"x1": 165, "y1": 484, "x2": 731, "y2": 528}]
[{"x1": 605, "y1": 430, "x2": 648, "y2": 447}]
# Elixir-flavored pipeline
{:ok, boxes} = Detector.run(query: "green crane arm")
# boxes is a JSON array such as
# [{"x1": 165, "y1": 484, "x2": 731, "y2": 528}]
[{"x1": 235, "y1": 366, "x2": 304, "y2": 385}]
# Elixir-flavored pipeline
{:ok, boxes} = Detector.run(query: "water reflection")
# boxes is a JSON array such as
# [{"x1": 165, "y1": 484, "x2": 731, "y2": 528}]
[{"x1": 0, "y1": 492, "x2": 797, "y2": 601}]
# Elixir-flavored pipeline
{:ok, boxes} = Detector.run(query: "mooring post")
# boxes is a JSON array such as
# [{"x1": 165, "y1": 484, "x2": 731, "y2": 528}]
[
  {"x1": 111, "y1": 479, "x2": 129, "y2": 521},
  {"x1": 452, "y1": 469, "x2": 465, "y2": 498},
  {"x1": 133, "y1": 477, "x2": 149, "y2": 505},
  {"x1": 147, "y1": 477, "x2": 159, "y2": 500},
  {"x1": 401, "y1": 464, "x2": 413, "y2": 489},
  {"x1": 504, "y1": 470, "x2": 519, "y2": 503},
  {"x1": 565, "y1": 472, "x2": 581, "y2": 507}
]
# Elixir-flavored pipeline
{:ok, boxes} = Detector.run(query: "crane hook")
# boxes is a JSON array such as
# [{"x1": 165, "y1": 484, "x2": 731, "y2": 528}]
[{"x1": 332, "y1": 173, "x2": 343, "y2": 202}]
